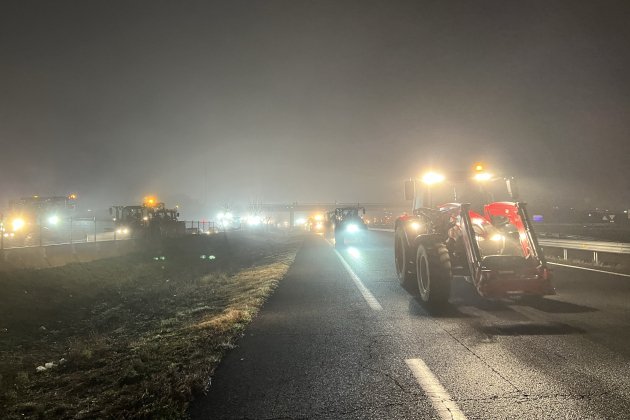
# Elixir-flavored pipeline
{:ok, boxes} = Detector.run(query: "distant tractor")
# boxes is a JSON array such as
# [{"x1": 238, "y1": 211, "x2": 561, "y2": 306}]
[
  {"x1": 110, "y1": 196, "x2": 185, "y2": 239},
  {"x1": 305, "y1": 214, "x2": 326, "y2": 233},
  {"x1": 332, "y1": 206, "x2": 368, "y2": 248},
  {"x1": 394, "y1": 164, "x2": 554, "y2": 308},
  {"x1": 1, "y1": 194, "x2": 78, "y2": 246}
]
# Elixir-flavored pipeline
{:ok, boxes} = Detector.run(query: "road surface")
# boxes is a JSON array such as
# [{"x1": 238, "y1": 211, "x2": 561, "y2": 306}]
[{"x1": 190, "y1": 231, "x2": 630, "y2": 419}]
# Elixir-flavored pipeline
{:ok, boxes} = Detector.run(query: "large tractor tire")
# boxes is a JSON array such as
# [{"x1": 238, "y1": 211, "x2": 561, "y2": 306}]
[
  {"x1": 416, "y1": 242, "x2": 452, "y2": 308},
  {"x1": 395, "y1": 228, "x2": 416, "y2": 291}
]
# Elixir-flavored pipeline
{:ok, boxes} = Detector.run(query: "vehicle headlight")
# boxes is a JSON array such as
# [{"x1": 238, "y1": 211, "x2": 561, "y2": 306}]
[
  {"x1": 48, "y1": 215, "x2": 60, "y2": 225},
  {"x1": 316, "y1": 222, "x2": 323, "y2": 229},
  {"x1": 409, "y1": 221, "x2": 421, "y2": 231},
  {"x1": 12, "y1": 218, "x2": 25, "y2": 231},
  {"x1": 346, "y1": 224, "x2": 359, "y2": 233}
]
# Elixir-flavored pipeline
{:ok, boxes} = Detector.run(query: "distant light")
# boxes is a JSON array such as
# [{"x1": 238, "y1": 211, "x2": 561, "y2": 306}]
[
  {"x1": 48, "y1": 215, "x2": 60, "y2": 225},
  {"x1": 314, "y1": 214, "x2": 323, "y2": 221},
  {"x1": 295, "y1": 218, "x2": 306, "y2": 225},
  {"x1": 421, "y1": 171, "x2": 445, "y2": 185},
  {"x1": 490, "y1": 234, "x2": 504, "y2": 242},
  {"x1": 12, "y1": 218, "x2": 25, "y2": 231}
]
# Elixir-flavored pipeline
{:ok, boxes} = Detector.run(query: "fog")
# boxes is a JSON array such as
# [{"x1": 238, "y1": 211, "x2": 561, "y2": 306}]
[{"x1": 1, "y1": 0, "x2": 629, "y2": 218}]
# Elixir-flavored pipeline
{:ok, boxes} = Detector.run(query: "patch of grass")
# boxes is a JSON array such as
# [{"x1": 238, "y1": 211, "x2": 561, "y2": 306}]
[{"x1": 0, "y1": 231, "x2": 301, "y2": 419}]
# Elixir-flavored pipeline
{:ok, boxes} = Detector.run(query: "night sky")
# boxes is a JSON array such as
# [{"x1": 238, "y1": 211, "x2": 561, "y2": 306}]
[{"x1": 1, "y1": 0, "x2": 629, "y2": 217}]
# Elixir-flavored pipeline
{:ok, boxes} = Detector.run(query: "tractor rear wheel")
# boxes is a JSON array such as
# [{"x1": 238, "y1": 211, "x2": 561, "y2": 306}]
[
  {"x1": 416, "y1": 242, "x2": 452, "y2": 308},
  {"x1": 395, "y1": 228, "x2": 416, "y2": 292}
]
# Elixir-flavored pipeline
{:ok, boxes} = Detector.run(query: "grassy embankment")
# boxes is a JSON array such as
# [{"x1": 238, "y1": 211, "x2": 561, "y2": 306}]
[{"x1": 0, "y1": 231, "x2": 300, "y2": 419}]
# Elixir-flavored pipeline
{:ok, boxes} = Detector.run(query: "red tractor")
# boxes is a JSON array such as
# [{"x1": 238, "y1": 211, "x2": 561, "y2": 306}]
[{"x1": 394, "y1": 164, "x2": 554, "y2": 308}]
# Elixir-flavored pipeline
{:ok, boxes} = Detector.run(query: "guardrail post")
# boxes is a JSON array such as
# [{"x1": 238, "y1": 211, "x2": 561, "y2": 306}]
[
  {"x1": 563, "y1": 248, "x2": 568, "y2": 260},
  {"x1": 593, "y1": 251, "x2": 599, "y2": 264}
]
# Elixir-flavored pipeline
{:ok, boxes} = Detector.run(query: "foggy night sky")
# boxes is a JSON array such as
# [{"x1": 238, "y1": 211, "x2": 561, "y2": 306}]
[{"x1": 1, "y1": 0, "x2": 629, "y2": 218}]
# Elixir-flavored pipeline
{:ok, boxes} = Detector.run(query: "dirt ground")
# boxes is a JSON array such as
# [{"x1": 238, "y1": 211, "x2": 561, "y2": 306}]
[{"x1": 0, "y1": 230, "x2": 301, "y2": 419}]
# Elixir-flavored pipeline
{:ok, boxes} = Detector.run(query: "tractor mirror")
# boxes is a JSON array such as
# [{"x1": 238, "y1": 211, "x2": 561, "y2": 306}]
[
  {"x1": 506, "y1": 177, "x2": 520, "y2": 200},
  {"x1": 404, "y1": 180, "x2": 415, "y2": 201}
]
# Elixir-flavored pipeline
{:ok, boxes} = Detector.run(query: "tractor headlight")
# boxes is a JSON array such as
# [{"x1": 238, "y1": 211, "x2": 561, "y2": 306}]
[{"x1": 346, "y1": 224, "x2": 359, "y2": 233}]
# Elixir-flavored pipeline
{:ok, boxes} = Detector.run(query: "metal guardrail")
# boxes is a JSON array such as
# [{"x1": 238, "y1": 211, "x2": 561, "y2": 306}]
[
  {"x1": 370, "y1": 227, "x2": 630, "y2": 264},
  {"x1": 539, "y1": 239, "x2": 630, "y2": 255}
]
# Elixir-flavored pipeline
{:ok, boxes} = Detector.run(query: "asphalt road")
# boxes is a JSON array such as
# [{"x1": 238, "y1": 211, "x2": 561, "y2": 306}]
[{"x1": 190, "y1": 231, "x2": 630, "y2": 419}]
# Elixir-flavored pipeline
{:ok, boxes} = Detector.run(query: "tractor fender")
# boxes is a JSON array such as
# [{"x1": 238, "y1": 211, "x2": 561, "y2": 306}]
[
  {"x1": 411, "y1": 233, "x2": 443, "y2": 249},
  {"x1": 395, "y1": 216, "x2": 421, "y2": 248}
]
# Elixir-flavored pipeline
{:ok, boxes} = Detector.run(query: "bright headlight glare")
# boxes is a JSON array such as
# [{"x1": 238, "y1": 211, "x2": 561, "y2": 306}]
[
  {"x1": 422, "y1": 171, "x2": 445, "y2": 185},
  {"x1": 490, "y1": 234, "x2": 504, "y2": 241},
  {"x1": 347, "y1": 224, "x2": 359, "y2": 233},
  {"x1": 410, "y1": 221, "x2": 421, "y2": 231},
  {"x1": 48, "y1": 215, "x2": 60, "y2": 225},
  {"x1": 474, "y1": 172, "x2": 493, "y2": 182},
  {"x1": 12, "y1": 218, "x2": 25, "y2": 231}
]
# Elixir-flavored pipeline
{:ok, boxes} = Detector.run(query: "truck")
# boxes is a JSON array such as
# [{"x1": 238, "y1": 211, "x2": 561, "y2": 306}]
[
  {"x1": 394, "y1": 164, "x2": 554, "y2": 308},
  {"x1": 110, "y1": 197, "x2": 185, "y2": 239}
]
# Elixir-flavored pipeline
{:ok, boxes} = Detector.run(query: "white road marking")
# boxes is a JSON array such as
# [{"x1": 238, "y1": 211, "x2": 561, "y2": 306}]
[
  {"x1": 328, "y1": 241, "x2": 383, "y2": 311},
  {"x1": 548, "y1": 262, "x2": 630, "y2": 278},
  {"x1": 405, "y1": 358, "x2": 468, "y2": 420}
]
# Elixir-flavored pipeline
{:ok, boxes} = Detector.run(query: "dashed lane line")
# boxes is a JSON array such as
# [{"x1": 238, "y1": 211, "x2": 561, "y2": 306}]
[{"x1": 405, "y1": 358, "x2": 468, "y2": 420}]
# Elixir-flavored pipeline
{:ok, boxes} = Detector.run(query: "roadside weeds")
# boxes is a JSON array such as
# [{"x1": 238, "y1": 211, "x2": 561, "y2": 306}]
[{"x1": 0, "y1": 231, "x2": 301, "y2": 419}]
